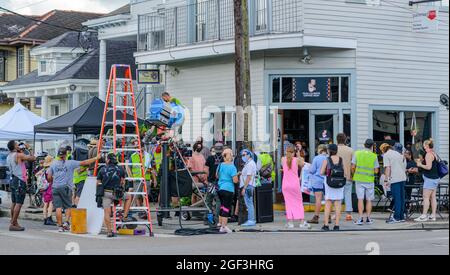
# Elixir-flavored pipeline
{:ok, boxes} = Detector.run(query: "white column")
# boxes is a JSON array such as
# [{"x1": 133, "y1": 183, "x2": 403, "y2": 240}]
[
  {"x1": 14, "y1": 96, "x2": 20, "y2": 104},
  {"x1": 72, "y1": 92, "x2": 80, "y2": 110},
  {"x1": 41, "y1": 95, "x2": 48, "y2": 119},
  {"x1": 99, "y1": 39, "x2": 107, "y2": 101}
]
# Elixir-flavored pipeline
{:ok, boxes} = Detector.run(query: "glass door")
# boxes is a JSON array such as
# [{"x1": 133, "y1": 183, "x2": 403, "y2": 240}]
[{"x1": 309, "y1": 110, "x2": 339, "y2": 157}]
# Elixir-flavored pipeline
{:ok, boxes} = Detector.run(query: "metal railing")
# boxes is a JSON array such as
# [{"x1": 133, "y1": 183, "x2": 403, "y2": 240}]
[{"x1": 138, "y1": 0, "x2": 302, "y2": 52}]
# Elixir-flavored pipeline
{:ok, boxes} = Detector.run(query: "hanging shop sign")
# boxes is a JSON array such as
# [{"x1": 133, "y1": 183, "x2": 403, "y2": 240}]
[
  {"x1": 137, "y1": 69, "x2": 160, "y2": 84},
  {"x1": 413, "y1": 6, "x2": 439, "y2": 33},
  {"x1": 292, "y1": 77, "x2": 332, "y2": 102}
]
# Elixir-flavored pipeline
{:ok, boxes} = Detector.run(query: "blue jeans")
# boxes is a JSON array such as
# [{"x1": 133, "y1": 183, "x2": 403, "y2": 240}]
[
  {"x1": 391, "y1": 181, "x2": 406, "y2": 221},
  {"x1": 344, "y1": 181, "x2": 353, "y2": 213},
  {"x1": 244, "y1": 185, "x2": 255, "y2": 222}
]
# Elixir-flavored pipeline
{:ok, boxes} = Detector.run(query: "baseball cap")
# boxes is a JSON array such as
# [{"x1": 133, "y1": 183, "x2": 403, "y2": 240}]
[
  {"x1": 107, "y1": 153, "x2": 118, "y2": 164},
  {"x1": 57, "y1": 147, "x2": 67, "y2": 156},
  {"x1": 214, "y1": 143, "x2": 224, "y2": 152},
  {"x1": 394, "y1": 143, "x2": 404, "y2": 153},
  {"x1": 364, "y1": 139, "x2": 375, "y2": 147}
]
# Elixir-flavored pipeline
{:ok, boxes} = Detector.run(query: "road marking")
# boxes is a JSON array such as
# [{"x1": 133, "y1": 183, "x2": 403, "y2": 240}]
[{"x1": 0, "y1": 232, "x2": 47, "y2": 240}]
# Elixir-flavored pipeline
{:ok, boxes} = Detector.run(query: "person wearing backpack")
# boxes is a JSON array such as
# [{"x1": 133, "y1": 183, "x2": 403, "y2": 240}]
[
  {"x1": 415, "y1": 139, "x2": 442, "y2": 222},
  {"x1": 38, "y1": 156, "x2": 56, "y2": 226},
  {"x1": 320, "y1": 144, "x2": 346, "y2": 231}
]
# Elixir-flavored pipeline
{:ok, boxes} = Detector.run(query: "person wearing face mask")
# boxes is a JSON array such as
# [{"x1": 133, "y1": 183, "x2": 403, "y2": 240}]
[
  {"x1": 239, "y1": 149, "x2": 258, "y2": 227},
  {"x1": 195, "y1": 136, "x2": 211, "y2": 160},
  {"x1": 188, "y1": 143, "x2": 208, "y2": 205}
]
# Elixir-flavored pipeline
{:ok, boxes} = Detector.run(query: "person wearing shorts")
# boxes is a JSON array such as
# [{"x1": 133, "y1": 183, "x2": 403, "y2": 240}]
[
  {"x1": 97, "y1": 153, "x2": 126, "y2": 238},
  {"x1": 352, "y1": 139, "x2": 380, "y2": 226},
  {"x1": 216, "y1": 149, "x2": 239, "y2": 234},
  {"x1": 6, "y1": 140, "x2": 36, "y2": 232},
  {"x1": 48, "y1": 147, "x2": 99, "y2": 232}
]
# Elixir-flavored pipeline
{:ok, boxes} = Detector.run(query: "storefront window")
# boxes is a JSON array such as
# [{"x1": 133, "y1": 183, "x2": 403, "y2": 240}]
[
  {"x1": 212, "y1": 112, "x2": 235, "y2": 149},
  {"x1": 404, "y1": 112, "x2": 432, "y2": 148},
  {"x1": 344, "y1": 113, "x2": 351, "y2": 146},
  {"x1": 272, "y1": 77, "x2": 280, "y2": 103},
  {"x1": 373, "y1": 111, "x2": 401, "y2": 142},
  {"x1": 373, "y1": 110, "x2": 434, "y2": 152},
  {"x1": 272, "y1": 75, "x2": 350, "y2": 103}
]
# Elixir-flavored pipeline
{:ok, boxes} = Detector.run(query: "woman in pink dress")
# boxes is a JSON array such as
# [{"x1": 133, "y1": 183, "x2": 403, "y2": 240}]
[{"x1": 282, "y1": 146, "x2": 310, "y2": 229}]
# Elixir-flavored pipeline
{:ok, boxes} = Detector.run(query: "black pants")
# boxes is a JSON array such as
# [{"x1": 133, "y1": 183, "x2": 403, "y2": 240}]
[{"x1": 218, "y1": 190, "x2": 234, "y2": 218}]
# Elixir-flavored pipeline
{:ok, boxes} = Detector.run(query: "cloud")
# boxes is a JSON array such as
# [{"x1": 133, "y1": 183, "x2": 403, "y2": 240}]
[{"x1": 3, "y1": 0, "x2": 129, "y2": 15}]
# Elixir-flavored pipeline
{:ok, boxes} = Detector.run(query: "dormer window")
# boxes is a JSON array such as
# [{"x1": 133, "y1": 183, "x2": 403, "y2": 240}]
[{"x1": 40, "y1": 61, "x2": 47, "y2": 73}]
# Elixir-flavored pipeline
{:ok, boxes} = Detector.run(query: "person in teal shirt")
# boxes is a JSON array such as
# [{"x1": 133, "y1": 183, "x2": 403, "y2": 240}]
[{"x1": 216, "y1": 149, "x2": 239, "y2": 234}]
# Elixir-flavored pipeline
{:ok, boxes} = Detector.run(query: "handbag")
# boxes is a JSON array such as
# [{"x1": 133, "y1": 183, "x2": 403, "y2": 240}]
[{"x1": 435, "y1": 154, "x2": 449, "y2": 179}]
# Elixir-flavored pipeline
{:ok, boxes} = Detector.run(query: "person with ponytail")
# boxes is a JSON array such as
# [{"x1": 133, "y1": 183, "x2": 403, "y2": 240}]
[
  {"x1": 415, "y1": 139, "x2": 440, "y2": 222},
  {"x1": 281, "y1": 146, "x2": 310, "y2": 229}
]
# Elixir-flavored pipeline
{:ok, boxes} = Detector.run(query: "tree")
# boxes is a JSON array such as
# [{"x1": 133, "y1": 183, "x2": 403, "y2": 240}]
[{"x1": 234, "y1": 0, "x2": 252, "y2": 153}]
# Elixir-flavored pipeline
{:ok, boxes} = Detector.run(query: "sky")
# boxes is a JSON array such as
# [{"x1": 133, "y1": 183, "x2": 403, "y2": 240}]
[
  {"x1": 0, "y1": 0, "x2": 130, "y2": 15},
  {"x1": 0, "y1": 0, "x2": 448, "y2": 16}
]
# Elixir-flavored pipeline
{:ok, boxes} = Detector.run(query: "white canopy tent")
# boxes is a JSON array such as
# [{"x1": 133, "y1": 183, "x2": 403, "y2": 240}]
[{"x1": 0, "y1": 103, "x2": 72, "y2": 141}]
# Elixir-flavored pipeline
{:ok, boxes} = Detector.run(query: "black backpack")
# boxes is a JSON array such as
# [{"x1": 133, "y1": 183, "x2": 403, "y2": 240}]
[{"x1": 326, "y1": 157, "x2": 347, "y2": 189}]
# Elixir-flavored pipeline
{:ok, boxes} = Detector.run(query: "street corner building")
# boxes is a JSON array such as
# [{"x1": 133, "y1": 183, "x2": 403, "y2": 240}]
[{"x1": 86, "y1": 0, "x2": 449, "y2": 171}]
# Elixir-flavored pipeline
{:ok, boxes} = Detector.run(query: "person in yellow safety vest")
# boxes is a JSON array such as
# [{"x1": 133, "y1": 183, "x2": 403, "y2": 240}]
[
  {"x1": 123, "y1": 147, "x2": 155, "y2": 220},
  {"x1": 351, "y1": 139, "x2": 380, "y2": 226},
  {"x1": 73, "y1": 166, "x2": 88, "y2": 206},
  {"x1": 258, "y1": 152, "x2": 275, "y2": 184}
]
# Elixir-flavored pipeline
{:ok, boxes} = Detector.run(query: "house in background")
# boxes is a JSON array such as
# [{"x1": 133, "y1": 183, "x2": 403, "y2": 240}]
[
  {"x1": 0, "y1": 31, "x2": 137, "y2": 120},
  {"x1": 0, "y1": 10, "x2": 103, "y2": 115}
]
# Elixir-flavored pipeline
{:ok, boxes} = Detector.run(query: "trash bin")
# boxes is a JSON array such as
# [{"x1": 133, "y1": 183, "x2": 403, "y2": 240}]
[{"x1": 255, "y1": 184, "x2": 274, "y2": 223}]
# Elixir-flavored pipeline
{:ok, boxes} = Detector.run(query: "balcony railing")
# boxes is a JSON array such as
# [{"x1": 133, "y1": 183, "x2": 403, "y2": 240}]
[{"x1": 137, "y1": 0, "x2": 302, "y2": 52}]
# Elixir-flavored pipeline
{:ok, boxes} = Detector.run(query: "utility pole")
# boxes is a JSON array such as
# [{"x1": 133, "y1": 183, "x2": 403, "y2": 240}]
[{"x1": 234, "y1": 0, "x2": 252, "y2": 153}]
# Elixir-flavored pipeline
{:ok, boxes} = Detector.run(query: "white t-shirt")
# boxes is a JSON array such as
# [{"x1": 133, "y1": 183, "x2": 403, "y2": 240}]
[
  {"x1": 383, "y1": 149, "x2": 407, "y2": 184},
  {"x1": 240, "y1": 160, "x2": 257, "y2": 188}
]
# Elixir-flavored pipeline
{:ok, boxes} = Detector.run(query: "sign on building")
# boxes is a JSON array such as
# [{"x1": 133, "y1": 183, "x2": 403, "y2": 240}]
[
  {"x1": 413, "y1": 6, "x2": 439, "y2": 33},
  {"x1": 137, "y1": 69, "x2": 160, "y2": 84}
]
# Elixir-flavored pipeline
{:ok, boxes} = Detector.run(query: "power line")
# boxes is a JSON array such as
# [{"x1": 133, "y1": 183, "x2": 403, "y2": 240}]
[{"x1": 0, "y1": 5, "x2": 82, "y2": 32}]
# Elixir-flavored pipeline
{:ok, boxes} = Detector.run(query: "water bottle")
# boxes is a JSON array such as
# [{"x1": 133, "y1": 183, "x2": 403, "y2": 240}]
[{"x1": 207, "y1": 212, "x2": 214, "y2": 225}]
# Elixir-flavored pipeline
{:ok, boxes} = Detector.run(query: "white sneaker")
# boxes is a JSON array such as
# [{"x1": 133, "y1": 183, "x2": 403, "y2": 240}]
[
  {"x1": 415, "y1": 215, "x2": 429, "y2": 222},
  {"x1": 299, "y1": 222, "x2": 311, "y2": 230},
  {"x1": 429, "y1": 216, "x2": 437, "y2": 222},
  {"x1": 285, "y1": 223, "x2": 295, "y2": 229},
  {"x1": 219, "y1": 226, "x2": 233, "y2": 234}
]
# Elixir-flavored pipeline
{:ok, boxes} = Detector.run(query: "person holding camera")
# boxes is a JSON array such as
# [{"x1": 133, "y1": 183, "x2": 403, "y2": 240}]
[
  {"x1": 97, "y1": 153, "x2": 126, "y2": 238},
  {"x1": 6, "y1": 140, "x2": 37, "y2": 231}
]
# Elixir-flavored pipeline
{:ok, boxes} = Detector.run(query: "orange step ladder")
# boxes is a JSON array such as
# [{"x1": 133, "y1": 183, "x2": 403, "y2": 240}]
[{"x1": 94, "y1": 64, "x2": 154, "y2": 237}]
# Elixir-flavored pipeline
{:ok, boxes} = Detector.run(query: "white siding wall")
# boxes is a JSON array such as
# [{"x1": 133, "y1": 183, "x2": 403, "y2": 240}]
[
  {"x1": 302, "y1": 0, "x2": 449, "y2": 161},
  {"x1": 166, "y1": 54, "x2": 265, "y2": 144}
]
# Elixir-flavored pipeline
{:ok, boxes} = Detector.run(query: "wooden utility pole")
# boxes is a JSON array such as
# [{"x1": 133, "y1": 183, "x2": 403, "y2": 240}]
[{"x1": 234, "y1": 0, "x2": 252, "y2": 153}]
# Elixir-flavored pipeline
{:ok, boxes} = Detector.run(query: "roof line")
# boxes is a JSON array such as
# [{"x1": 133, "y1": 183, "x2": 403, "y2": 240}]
[{"x1": 18, "y1": 10, "x2": 56, "y2": 38}]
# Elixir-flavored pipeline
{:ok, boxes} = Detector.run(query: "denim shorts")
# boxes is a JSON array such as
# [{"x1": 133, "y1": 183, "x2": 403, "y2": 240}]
[
  {"x1": 312, "y1": 188, "x2": 324, "y2": 193},
  {"x1": 10, "y1": 176, "x2": 27, "y2": 205},
  {"x1": 423, "y1": 176, "x2": 440, "y2": 190}
]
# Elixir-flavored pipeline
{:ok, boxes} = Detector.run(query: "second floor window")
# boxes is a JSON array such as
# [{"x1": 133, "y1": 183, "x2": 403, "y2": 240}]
[
  {"x1": 196, "y1": 0, "x2": 208, "y2": 42},
  {"x1": 17, "y1": 48, "x2": 24, "y2": 77},
  {"x1": 255, "y1": 0, "x2": 267, "y2": 32},
  {"x1": 40, "y1": 61, "x2": 47, "y2": 73}
]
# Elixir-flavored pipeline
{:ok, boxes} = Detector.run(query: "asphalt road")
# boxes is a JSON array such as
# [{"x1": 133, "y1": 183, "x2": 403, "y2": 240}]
[{"x1": 0, "y1": 218, "x2": 448, "y2": 255}]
